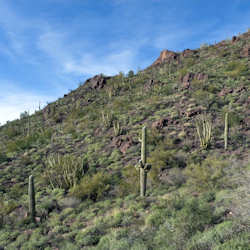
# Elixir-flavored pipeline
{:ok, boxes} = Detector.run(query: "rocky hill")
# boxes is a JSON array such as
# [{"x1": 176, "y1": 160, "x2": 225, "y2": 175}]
[{"x1": 0, "y1": 30, "x2": 249, "y2": 250}]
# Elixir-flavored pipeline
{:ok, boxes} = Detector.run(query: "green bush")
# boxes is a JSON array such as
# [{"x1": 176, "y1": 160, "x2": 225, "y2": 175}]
[
  {"x1": 5, "y1": 125, "x2": 21, "y2": 138},
  {"x1": 175, "y1": 197, "x2": 215, "y2": 238},
  {"x1": 6, "y1": 133, "x2": 40, "y2": 153},
  {"x1": 184, "y1": 155, "x2": 228, "y2": 191},
  {"x1": 75, "y1": 226, "x2": 102, "y2": 247},
  {"x1": 148, "y1": 147, "x2": 186, "y2": 184},
  {"x1": 70, "y1": 171, "x2": 111, "y2": 201},
  {"x1": 118, "y1": 165, "x2": 139, "y2": 197},
  {"x1": 0, "y1": 152, "x2": 8, "y2": 164},
  {"x1": 225, "y1": 61, "x2": 248, "y2": 78}
]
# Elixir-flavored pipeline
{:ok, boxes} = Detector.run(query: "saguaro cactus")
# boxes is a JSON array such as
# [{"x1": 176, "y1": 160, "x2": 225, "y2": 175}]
[
  {"x1": 224, "y1": 112, "x2": 229, "y2": 150},
  {"x1": 135, "y1": 126, "x2": 151, "y2": 197},
  {"x1": 28, "y1": 175, "x2": 36, "y2": 223}
]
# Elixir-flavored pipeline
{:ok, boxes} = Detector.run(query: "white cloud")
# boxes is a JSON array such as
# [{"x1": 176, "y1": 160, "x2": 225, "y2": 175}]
[
  {"x1": 0, "y1": 82, "x2": 56, "y2": 125},
  {"x1": 64, "y1": 49, "x2": 135, "y2": 76}
]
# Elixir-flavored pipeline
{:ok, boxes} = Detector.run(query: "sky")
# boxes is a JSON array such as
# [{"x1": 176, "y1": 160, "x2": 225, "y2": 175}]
[{"x1": 0, "y1": 0, "x2": 249, "y2": 125}]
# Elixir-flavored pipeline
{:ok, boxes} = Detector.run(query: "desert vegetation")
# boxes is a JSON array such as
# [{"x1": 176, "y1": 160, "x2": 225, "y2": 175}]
[{"x1": 0, "y1": 30, "x2": 249, "y2": 249}]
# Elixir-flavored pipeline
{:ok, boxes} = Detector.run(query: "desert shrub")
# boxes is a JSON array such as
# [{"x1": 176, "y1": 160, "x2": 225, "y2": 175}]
[
  {"x1": 6, "y1": 132, "x2": 41, "y2": 153},
  {"x1": 75, "y1": 226, "x2": 102, "y2": 247},
  {"x1": 43, "y1": 154, "x2": 88, "y2": 190},
  {"x1": 117, "y1": 165, "x2": 139, "y2": 197},
  {"x1": 0, "y1": 152, "x2": 8, "y2": 164},
  {"x1": 127, "y1": 70, "x2": 134, "y2": 78},
  {"x1": 5, "y1": 125, "x2": 21, "y2": 138},
  {"x1": 148, "y1": 147, "x2": 186, "y2": 184},
  {"x1": 0, "y1": 200, "x2": 18, "y2": 228},
  {"x1": 184, "y1": 155, "x2": 228, "y2": 191},
  {"x1": 225, "y1": 61, "x2": 248, "y2": 78},
  {"x1": 70, "y1": 171, "x2": 111, "y2": 202},
  {"x1": 175, "y1": 197, "x2": 215, "y2": 239},
  {"x1": 186, "y1": 220, "x2": 250, "y2": 250}
]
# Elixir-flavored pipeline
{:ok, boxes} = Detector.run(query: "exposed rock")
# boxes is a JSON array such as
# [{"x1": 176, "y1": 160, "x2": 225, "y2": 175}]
[
  {"x1": 144, "y1": 79, "x2": 163, "y2": 91},
  {"x1": 235, "y1": 86, "x2": 247, "y2": 93},
  {"x1": 181, "y1": 72, "x2": 194, "y2": 89},
  {"x1": 218, "y1": 88, "x2": 233, "y2": 97},
  {"x1": 185, "y1": 107, "x2": 203, "y2": 117},
  {"x1": 241, "y1": 45, "x2": 250, "y2": 57},
  {"x1": 111, "y1": 135, "x2": 134, "y2": 154},
  {"x1": 85, "y1": 74, "x2": 111, "y2": 90},
  {"x1": 195, "y1": 73, "x2": 208, "y2": 81},
  {"x1": 152, "y1": 118, "x2": 168, "y2": 130},
  {"x1": 181, "y1": 49, "x2": 198, "y2": 58},
  {"x1": 145, "y1": 79, "x2": 155, "y2": 91},
  {"x1": 181, "y1": 72, "x2": 208, "y2": 89},
  {"x1": 232, "y1": 35, "x2": 240, "y2": 43},
  {"x1": 152, "y1": 49, "x2": 179, "y2": 66},
  {"x1": 159, "y1": 168, "x2": 185, "y2": 186}
]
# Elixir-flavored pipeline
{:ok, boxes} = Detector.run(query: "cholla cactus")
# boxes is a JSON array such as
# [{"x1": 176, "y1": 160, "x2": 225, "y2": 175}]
[
  {"x1": 135, "y1": 126, "x2": 151, "y2": 197},
  {"x1": 195, "y1": 114, "x2": 212, "y2": 150}
]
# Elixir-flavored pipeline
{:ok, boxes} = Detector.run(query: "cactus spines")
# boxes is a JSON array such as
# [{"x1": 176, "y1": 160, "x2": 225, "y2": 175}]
[
  {"x1": 135, "y1": 126, "x2": 151, "y2": 197},
  {"x1": 28, "y1": 175, "x2": 36, "y2": 223},
  {"x1": 224, "y1": 112, "x2": 229, "y2": 150}
]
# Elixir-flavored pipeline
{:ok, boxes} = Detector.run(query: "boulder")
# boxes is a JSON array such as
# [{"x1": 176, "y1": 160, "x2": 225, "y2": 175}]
[
  {"x1": 111, "y1": 135, "x2": 134, "y2": 154},
  {"x1": 181, "y1": 72, "x2": 194, "y2": 89},
  {"x1": 194, "y1": 73, "x2": 208, "y2": 81},
  {"x1": 181, "y1": 49, "x2": 196, "y2": 58},
  {"x1": 241, "y1": 45, "x2": 250, "y2": 57},
  {"x1": 232, "y1": 35, "x2": 240, "y2": 43},
  {"x1": 152, "y1": 118, "x2": 168, "y2": 130},
  {"x1": 218, "y1": 88, "x2": 233, "y2": 97}
]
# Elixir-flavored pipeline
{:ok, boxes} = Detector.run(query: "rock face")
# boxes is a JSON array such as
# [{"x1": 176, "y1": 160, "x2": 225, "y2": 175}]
[
  {"x1": 241, "y1": 45, "x2": 250, "y2": 57},
  {"x1": 181, "y1": 72, "x2": 208, "y2": 89},
  {"x1": 232, "y1": 35, "x2": 240, "y2": 43},
  {"x1": 181, "y1": 72, "x2": 195, "y2": 89},
  {"x1": 111, "y1": 135, "x2": 134, "y2": 154},
  {"x1": 181, "y1": 49, "x2": 198, "y2": 58},
  {"x1": 152, "y1": 118, "x2": 168, "y2": 130},
  {"x1": 85, "y1": 74, "x2": 111, "y2": 90},
  {"x1": 144, "y1": 79, "x2": 163, "y2": 91},
  {"x1": 152, "y1": 50, "x2": 179, "y2": 66}
]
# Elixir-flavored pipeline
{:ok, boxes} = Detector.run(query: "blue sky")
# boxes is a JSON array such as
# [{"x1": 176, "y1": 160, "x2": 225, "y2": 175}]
[{"x1": 0, "y1": 0, "x2": 249, "y2": 125}]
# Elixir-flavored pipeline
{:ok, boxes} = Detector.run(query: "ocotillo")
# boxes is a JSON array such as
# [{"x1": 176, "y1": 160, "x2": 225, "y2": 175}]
[
  {"x1": 135, "y1": 126, "x2": 151, "y2": 197},
  {"x1": 28, "y1": 175, "x2": 36, "y2": 223}
]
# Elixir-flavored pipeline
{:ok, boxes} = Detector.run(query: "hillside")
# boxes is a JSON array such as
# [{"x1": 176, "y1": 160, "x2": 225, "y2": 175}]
[{"x1": 0, "y1": 30, "x2": 249, "y2": 250}]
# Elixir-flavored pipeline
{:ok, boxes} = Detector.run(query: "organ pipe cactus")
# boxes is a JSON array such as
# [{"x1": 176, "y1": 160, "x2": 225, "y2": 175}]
[
  {"x1": 28, "y1": 175, "x2": 36, "y2": 223},
  {"x1": 135, "y1": 126, "x2": 151, "y2": 197}
]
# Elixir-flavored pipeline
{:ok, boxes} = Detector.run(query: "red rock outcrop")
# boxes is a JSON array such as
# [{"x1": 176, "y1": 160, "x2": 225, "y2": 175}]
[
  {"x1": 85, "y1": 74, "x2": 111, "y2": 90},
  {"x1": 152, "y1": 118, "x2": 168, "y2": 130},
  {"x1": 152, "y1": 50, "x2": 179, "y2": 66},
  {"x1": 241, "y1": 45, "x2": 250, "y2": 57},
  {"x1": 181, "y1": 72, "x2": 208, "y2": 89}
]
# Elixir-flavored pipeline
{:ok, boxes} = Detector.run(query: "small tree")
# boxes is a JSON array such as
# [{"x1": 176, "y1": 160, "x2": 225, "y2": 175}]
[{"x1": 127, "y1": 70, "x2": 134, "y2": 78}]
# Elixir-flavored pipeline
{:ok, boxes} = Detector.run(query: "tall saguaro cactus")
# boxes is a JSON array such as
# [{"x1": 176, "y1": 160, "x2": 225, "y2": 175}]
[
  {"x1": 28, "y1": 175, "x2": 36, "y2": 223},
  {"x1": 224, "y1": 112, "x2": 229, "y2": 150},
  {"x1": 135, "y1": 126, "x2": 151, "y2": 197}
]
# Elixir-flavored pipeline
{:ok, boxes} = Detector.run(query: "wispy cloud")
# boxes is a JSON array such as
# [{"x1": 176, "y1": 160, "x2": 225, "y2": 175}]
[{"x1": 0, "y1": 81, "x2": 56, "y2": 125}]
